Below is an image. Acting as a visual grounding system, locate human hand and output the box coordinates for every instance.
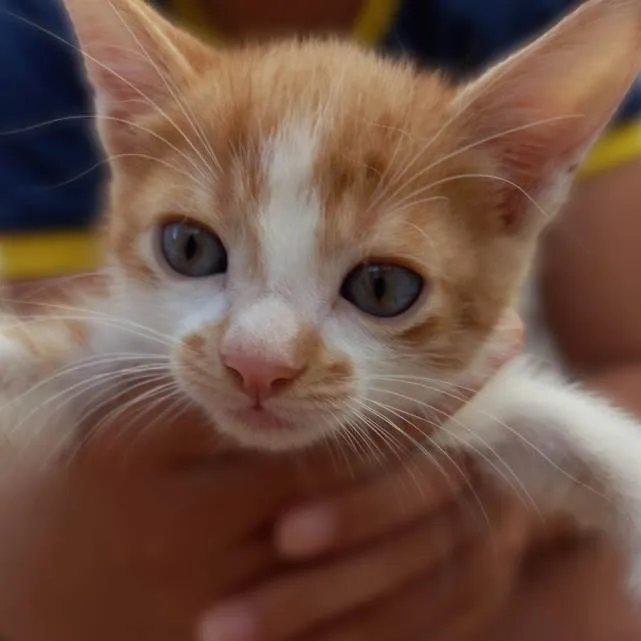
[0,386,483,641]
[198,467,531,641]
[0,402,284,641]
[487,534,641,641]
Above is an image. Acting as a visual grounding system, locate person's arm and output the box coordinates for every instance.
[541,143,641,416]
[488,537,641,641]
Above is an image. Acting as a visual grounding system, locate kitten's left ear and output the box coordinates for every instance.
[62,0,211,155]
[455,0,641,234]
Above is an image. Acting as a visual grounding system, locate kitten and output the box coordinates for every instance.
[4,0,641,591]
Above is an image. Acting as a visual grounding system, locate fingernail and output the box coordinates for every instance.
[277,504,336,558]
[197,603,257,641]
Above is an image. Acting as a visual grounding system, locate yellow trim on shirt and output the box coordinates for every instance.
[0,231,103,279]
[170,0,399,46]
[579,120,641,179]
[352,0,400,45]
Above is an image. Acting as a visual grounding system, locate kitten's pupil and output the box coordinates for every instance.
[370,269,387,300]
[185,234,198,262]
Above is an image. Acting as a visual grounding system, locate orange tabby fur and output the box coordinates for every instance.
[1,0,640,457]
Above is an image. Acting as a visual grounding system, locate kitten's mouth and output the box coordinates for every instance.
[231,407,296,432]
[193,391,340,451]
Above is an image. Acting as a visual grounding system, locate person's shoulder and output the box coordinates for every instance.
[0,0,72,28]
[0,0,78,64]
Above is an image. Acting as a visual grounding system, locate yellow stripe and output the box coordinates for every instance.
[353,0,400,45]
[579,120,641,179]
[0,231,103,279]
[170,0,398,45]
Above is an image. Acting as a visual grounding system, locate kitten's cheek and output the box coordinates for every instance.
[171,339,213,400]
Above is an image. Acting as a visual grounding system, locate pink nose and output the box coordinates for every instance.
[222,353,301,400]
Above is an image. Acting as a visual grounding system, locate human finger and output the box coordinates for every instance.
[275,450,473,559]
[304,523,523,641]
[197,481,517,641]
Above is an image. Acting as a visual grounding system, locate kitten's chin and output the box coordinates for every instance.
[209,406,335,453]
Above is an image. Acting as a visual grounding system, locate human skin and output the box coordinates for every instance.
[542,158,641,414]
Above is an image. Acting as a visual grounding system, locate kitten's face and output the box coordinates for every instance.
[65,0,641,451]
[106,46,527,451]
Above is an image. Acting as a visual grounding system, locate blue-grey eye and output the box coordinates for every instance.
[161,222,227,277]
[341,262,424,318]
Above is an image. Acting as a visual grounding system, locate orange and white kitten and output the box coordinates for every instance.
[4,0,641,588]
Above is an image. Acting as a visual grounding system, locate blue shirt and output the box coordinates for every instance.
[0,0,103,233]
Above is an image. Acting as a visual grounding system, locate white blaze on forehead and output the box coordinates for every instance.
[258,121,322,294]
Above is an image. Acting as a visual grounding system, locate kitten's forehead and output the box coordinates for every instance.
[236,111,451,300]
[208,63,457,294]
[257,120,322,296]
[113,46,471,291]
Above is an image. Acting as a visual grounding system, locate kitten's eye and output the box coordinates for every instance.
[161,222,228,277]
[341,262,424,318]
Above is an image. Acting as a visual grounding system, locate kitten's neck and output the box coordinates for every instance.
[446,310,524,411]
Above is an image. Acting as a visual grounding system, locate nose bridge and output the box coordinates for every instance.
[221,297,310,368]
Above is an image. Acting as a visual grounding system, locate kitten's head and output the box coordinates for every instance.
[64,0,641,451]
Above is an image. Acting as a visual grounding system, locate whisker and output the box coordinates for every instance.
[366,385,543,513]
[385,172,552,224]
[353,398,467,502]
[46,152,208,190]
[12,365,173,439]
[13,368,173,463]
[361,397,474,494]
[368,377,609,506]
[344,404,396,468]
[0,113,211,186]
[361,394,526,533]
[116,388,190,463]
[67,378,179,461]
[105,0,220,174]
[4,8,214,183]
[2,301,193,352]
[377,114,578,215]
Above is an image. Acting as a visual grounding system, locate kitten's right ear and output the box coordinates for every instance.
[62,0,210,155]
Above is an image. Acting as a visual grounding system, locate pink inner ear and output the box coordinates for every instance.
[88,43,161,119]
[66,0,198,126]
[482,111,599,233]
[481,125,554,233]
